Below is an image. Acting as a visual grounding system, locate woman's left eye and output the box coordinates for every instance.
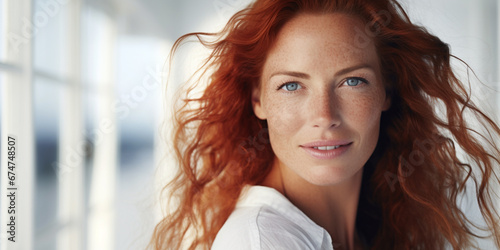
[279,82,302,91]
[344,78,367,87]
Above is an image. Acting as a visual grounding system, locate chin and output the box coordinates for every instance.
[304,165,364,186]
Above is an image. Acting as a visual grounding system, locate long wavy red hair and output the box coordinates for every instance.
[150,0,500,249]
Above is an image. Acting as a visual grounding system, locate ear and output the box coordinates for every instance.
[252,86,267,120]
[382,90,391,111]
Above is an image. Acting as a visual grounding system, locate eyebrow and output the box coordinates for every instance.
[268,64,375,80]
[269,71,310,80]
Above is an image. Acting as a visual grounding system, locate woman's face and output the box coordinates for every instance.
[252,13,390,186]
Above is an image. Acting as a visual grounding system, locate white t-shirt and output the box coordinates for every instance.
[211,185,334,250]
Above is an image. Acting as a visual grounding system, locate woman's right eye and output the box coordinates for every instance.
[279,82,302,91]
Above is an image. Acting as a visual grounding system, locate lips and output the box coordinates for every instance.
[300,140,353,160]
[300,140,352,148]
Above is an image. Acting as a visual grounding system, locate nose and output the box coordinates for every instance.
[308,88,340,128]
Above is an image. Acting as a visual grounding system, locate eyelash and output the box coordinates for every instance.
[343,77,369,87]
[276,77,369,92]
[276,82,302,92]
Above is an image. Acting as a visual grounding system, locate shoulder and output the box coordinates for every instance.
[211,186,333,250]
[211,205,326,250]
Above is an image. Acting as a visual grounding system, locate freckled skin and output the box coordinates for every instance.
[253,13,391,186]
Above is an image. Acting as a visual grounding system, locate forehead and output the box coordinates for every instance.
[263,13,380,76]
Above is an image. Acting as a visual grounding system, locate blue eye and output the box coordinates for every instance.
[280,82,301,91]
[344,78,366,86]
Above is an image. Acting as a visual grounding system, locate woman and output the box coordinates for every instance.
[150,0,500,249]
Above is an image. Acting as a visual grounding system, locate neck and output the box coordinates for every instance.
[261,159,364,250]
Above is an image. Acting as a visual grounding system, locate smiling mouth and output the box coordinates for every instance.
[303,141,353,149]
[301,142,352,159]
[313,145,341,150]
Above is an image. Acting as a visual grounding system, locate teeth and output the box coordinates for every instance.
[313,145,340,150]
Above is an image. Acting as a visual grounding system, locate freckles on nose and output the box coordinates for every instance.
[308,92,338,126]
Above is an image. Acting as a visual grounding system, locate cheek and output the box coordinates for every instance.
[263,94,305,143]
[340,89,385,126]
